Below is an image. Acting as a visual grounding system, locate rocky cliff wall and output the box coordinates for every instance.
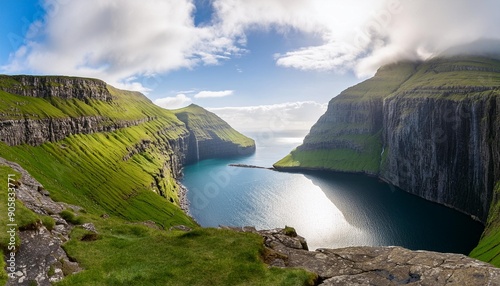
[1,75,112,102]
[0,117,151,146]
[275,57,500,224]
[184,131,256,164]
[298,98,383,152]
[381,93,500,221]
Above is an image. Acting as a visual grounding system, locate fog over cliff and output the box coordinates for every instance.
[3,0,500,89]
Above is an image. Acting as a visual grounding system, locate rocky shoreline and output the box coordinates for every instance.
[176,181,192,218]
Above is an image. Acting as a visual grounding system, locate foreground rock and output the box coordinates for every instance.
[1,157,82,286]
[224,226,500,285]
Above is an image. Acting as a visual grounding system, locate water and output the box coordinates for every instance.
[183,132,484,253]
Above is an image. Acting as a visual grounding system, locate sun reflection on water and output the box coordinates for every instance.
[248,175,373,250]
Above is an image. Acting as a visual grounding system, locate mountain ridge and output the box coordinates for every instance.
[0,75,255,227]
[274,56,500,266]
[1,72,499,285]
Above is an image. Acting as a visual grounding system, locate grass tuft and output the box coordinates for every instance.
[60,210,84,225]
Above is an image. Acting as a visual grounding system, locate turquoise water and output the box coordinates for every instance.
[183,132,484,253]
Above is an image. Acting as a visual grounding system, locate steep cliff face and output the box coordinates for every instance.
[275,57,500,265]
[379,58,500,222]
[0,75,253,226]
[173,104,256,163]
[0,117,153,146]
[382,89,499,221]
[275,62,417,174]
[0,75,112,101]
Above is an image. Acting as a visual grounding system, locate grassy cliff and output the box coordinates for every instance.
[274,62,418,174]
[274,56,500,266]
[470,182,500,266]
[173,104,255,149]
[173,104,255,162]
[0,75,310,285]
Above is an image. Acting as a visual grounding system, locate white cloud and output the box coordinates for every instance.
[2,0,234,91]
[275,42,361,73]
[211,0,500,76]
[208,101,327,132]
[194,90,234,98]
[154,94,192,109]
[3,0,500,87]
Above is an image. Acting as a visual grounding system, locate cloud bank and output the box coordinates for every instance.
[2,0,236,91]
[209,101,327,132]
[3,0,500,89]
[194,90,234,98]
[154,94,192,110]
[212,0,500,76]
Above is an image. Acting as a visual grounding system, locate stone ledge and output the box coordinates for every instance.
[223,226,500,286]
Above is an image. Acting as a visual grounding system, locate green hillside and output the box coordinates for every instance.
[274,61,418,175]
[0,75,310,285]
[173,104,255,148]
[470,182,500,266]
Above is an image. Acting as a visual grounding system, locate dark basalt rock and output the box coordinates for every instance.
[381,93,500,222]
[277,57,500,223]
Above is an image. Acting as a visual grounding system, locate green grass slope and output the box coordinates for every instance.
[275,133,383,174]
[275,57,500,173]
[0,77,193,226]
[0,167,314,285]
[173,104,255,148]
[470,182,500,267]
[0,76,169,121]
[58,225,315,285]
[0,76,313,285]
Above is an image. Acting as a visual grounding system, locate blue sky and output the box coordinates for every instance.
[1,0,499,132]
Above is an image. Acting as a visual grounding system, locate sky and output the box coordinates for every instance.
[1,0,500,133]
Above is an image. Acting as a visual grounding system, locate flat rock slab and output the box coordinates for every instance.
[229,226,500,286]
[309,247,500,285]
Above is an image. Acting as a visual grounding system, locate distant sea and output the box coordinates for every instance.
[183,131,483,253]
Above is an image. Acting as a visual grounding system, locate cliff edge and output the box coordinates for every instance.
[274,56,500,266]
[0,74,254,224]
[173,104,255,163]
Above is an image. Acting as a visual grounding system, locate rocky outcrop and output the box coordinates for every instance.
[225,226,500,286]
[1,75,112,102]
[0,117,152,146]
[275,56,500,223]
[0,157,82,286]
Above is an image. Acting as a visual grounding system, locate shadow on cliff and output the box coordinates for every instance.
[301,171,484,254]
